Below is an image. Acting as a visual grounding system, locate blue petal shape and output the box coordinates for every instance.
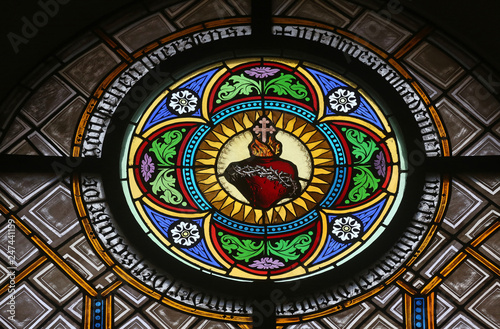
[350,98,384,130]
[305,67,347,94]
[143,205,222,268]
[179,68,218,94]
[143,68,218,131]
[312,198,387,264]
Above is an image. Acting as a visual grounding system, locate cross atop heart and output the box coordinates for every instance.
[252,117,276,143]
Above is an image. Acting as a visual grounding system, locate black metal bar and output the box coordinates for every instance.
[1,154,499,174]
[424,155,500,173]
[252,0,272,42]
[0,155,103,174]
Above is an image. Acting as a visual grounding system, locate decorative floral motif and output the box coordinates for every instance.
[148,130,185,205]
[249,257,285,269]
[169,89,199,115]
[374,151,386,177]
[217,73,308,103]
[331,216,362,242]
[328,88,358,113]
[344,128,380,203]
[141,154,155,182]
[349,166,380,203]
[245,67,280,78]
[346,129,379,165]
[170,221,200,247]
[219,231,313,263]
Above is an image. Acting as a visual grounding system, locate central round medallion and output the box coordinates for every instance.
[121,58,405,281]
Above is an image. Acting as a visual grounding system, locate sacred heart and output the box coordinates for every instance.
[223,117,300,209]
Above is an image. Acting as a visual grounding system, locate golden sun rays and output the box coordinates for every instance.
[195,111,334,224]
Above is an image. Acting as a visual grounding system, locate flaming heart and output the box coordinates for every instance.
[224,117,300,209]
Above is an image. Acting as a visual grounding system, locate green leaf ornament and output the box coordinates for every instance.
[220,235,265,262]
[218,232,313,263]
[348,165,380,203]
[345,129,379,164]
[264,73,308,99]
[267,232,313,262]
[149,130,182,166]
[217,74,262,102]
[150,168,184,205]
[216,72,308,102]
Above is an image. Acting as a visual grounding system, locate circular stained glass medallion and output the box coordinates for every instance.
[121,58,406,282]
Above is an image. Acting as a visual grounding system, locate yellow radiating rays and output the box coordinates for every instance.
[293,198,309,211]
[275,112,284,129]
[211,130,228,143]
[220,123,236,137]
[284,203,297,216]
[311,148,329,157]
[211,190,227,203]
[299,130,316,143]
[194,110,337,224]
[277,206,287,221]
[284,116,297,132]
[230,201,243,217]
[301,191,316,203]
[292,121,306,136]
[305,139,323,150]
[242,205,252,221]
[242,112,255,128]
[314,168,332,175]
[204,139,223,149]
[196,158,216,166]
[196,111,263,168]
[232,119,244,132]
[312,176,329,184]
[270,111,335,167]
[200,149,218,158]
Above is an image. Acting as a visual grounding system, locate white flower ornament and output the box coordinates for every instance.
[328,88,358,113]
[170,221,201,247]
[331,216,362,242]
[169,89,199,115]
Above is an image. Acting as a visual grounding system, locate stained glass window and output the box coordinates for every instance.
[120,58,405,282]
[0,1,499,329]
